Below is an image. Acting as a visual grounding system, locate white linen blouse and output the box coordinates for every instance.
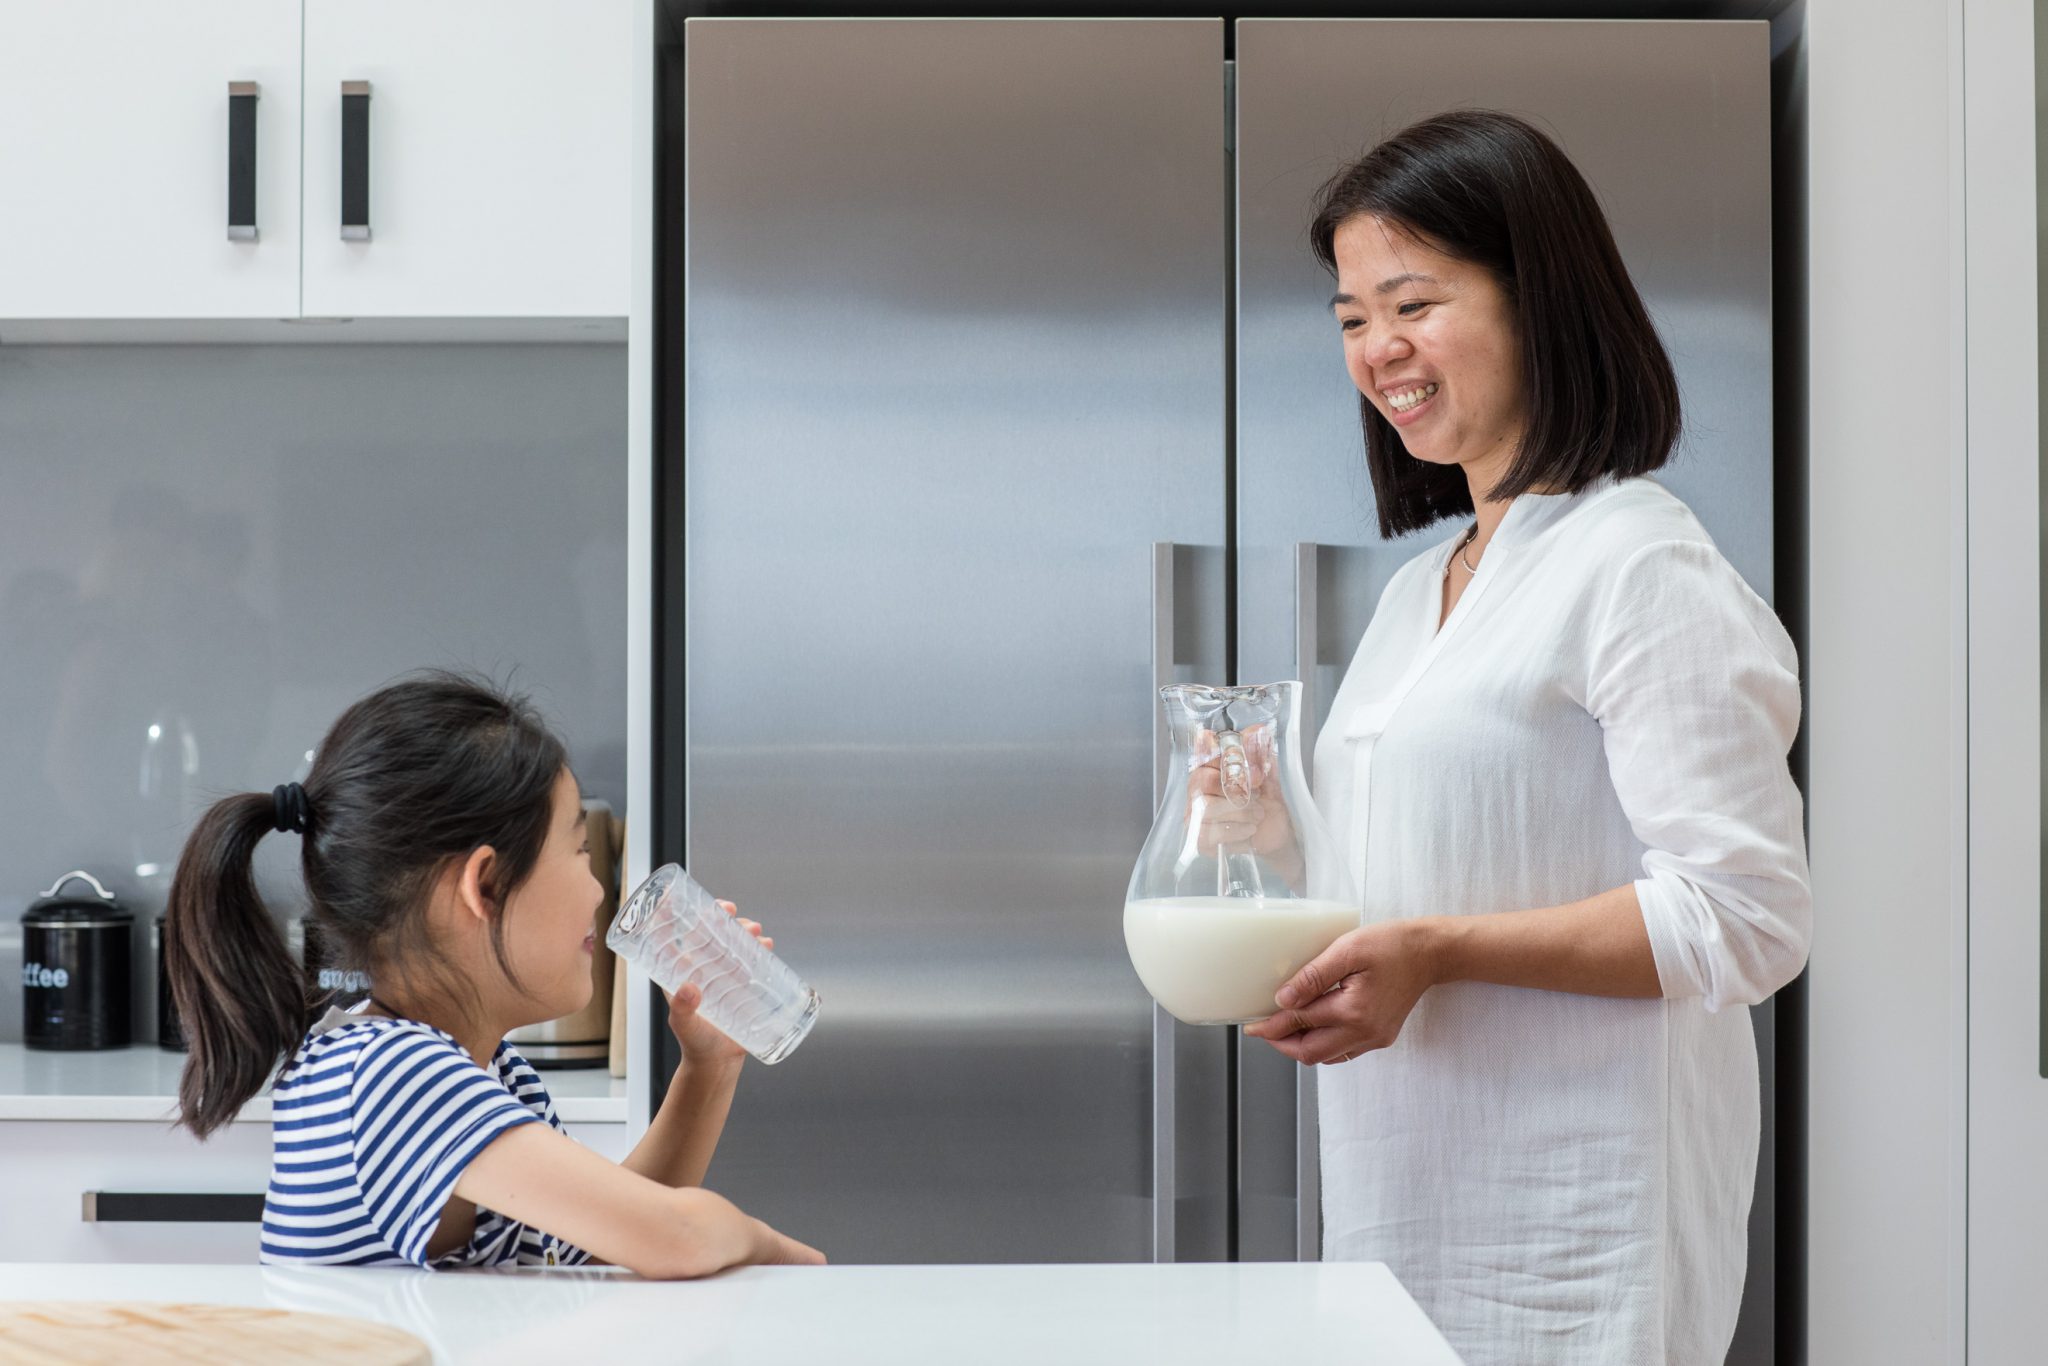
[1311,475,1809,1366]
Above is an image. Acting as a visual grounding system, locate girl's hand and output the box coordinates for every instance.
[752,1219,828,1266]
[1242,920,1442,1065]
[664,900,774,1067]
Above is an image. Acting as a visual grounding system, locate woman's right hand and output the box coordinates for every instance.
[1186,725,1298,863]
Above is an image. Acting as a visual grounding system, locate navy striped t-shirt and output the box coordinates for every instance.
[259,1006,591,1268]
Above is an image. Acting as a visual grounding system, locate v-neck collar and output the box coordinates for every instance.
[1342,477,1623,741]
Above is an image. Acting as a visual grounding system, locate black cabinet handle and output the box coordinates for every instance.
[341,79,372,241]
[227,81,259,241]
[82,1191,265,1224]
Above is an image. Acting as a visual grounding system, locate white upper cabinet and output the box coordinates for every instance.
[0,1,630,324]
[301,0,632,319]
[0,0,302,319]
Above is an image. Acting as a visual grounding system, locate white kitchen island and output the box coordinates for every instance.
[0,1260,1463,1364]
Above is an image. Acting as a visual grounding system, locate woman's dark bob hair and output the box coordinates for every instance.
[1309,109,1681,538]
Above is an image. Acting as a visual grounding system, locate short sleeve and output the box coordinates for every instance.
[1586,539,1812,1012]
[348,1027,543,1266]
[495,1045,593,1268]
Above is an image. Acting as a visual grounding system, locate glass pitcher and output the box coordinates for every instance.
[1124,681,1360,1025]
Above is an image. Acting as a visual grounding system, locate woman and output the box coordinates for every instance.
[1237,111,1810,1363]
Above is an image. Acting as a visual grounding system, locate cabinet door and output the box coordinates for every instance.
[0,1120,269,1264]
[301,0,632,319]
[0,0,300,320]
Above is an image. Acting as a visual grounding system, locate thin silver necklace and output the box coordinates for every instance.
[1445,523,1481,578]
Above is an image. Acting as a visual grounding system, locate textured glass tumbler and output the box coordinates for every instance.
[607,864,821,1064]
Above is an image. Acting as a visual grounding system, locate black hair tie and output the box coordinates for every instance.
[271,782,312,835]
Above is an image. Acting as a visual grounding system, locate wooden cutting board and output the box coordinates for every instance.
[0,1301,431,1365]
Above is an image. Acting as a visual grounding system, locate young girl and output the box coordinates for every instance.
[163,672,823,1275]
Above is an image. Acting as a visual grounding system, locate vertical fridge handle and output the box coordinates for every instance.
[341,81,372,241]
[1149,541,1177,1263]
[227,82,259,241]
[1293,542,1319,740]
[1292,539,1321,1261]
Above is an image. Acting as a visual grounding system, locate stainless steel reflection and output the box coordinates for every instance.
[682,19,1226,1263]
[1232,17,1773,1353]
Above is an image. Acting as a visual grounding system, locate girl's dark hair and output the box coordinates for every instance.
[164,671,567,1137]
[1307,109,1682,538]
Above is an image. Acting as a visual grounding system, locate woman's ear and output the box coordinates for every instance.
[454,845,501,926]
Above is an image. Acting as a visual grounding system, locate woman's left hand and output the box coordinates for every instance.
[1242,920,1441,1065]
[664,901,773,1067]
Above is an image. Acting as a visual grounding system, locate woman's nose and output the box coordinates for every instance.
[1363,326,1412,369]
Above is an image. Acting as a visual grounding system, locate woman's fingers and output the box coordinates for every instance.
[1274,929,1364,1009]
[1244,1006,1311,1041]
[1244,983,1350,1039]
[1257,1024,1367,1067]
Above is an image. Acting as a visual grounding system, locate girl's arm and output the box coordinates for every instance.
[453,1122,822,1278]
[622,1034,742,1189]
[619,903,765,1188]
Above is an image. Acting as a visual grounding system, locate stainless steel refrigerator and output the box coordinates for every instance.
[661,14,1774,1357]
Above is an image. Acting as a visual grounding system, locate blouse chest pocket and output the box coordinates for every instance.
[1342,700,1399,742]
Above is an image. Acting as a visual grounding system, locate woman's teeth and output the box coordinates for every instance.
[1387,382,1439,413]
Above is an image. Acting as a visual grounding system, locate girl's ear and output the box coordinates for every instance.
[454,845,501,925]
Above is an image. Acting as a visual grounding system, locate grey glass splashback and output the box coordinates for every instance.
[0,343,626,1042]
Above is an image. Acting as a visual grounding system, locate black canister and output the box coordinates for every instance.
[155,913,186,1051]
[22,871,133,1051]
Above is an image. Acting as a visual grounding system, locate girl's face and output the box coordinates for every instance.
[498,767,605,1024]
[1330,215,1529,486]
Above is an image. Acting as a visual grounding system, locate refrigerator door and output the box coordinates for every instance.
[677,19,1229,1262]
[1232,14,1773,1353]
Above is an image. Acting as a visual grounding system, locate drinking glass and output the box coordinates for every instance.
[607,864,820,1064]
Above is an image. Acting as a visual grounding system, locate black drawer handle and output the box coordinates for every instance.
[82,1192,265,1223]
[227,80,259,241]
[341,79,372,241]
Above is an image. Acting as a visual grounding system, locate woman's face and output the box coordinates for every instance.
[498,767,605,1023]
[1330,215,1529,483]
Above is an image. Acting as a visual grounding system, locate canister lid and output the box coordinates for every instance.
[23,870,132,925]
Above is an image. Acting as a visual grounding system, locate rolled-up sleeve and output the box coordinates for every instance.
[1586,538,1811,1011]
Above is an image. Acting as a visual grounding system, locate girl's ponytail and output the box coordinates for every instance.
[164,792,306,1138]
[164,672,567,1137]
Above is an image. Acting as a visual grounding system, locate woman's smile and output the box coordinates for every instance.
[1332,215,1527,479]
[1382,380,1441,424]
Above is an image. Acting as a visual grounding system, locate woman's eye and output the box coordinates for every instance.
[1397,301,1432,317]
[1339,318,1363,332]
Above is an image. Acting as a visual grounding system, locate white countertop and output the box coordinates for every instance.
[0,1044,628,1124]
[0,1261,1464,1364]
